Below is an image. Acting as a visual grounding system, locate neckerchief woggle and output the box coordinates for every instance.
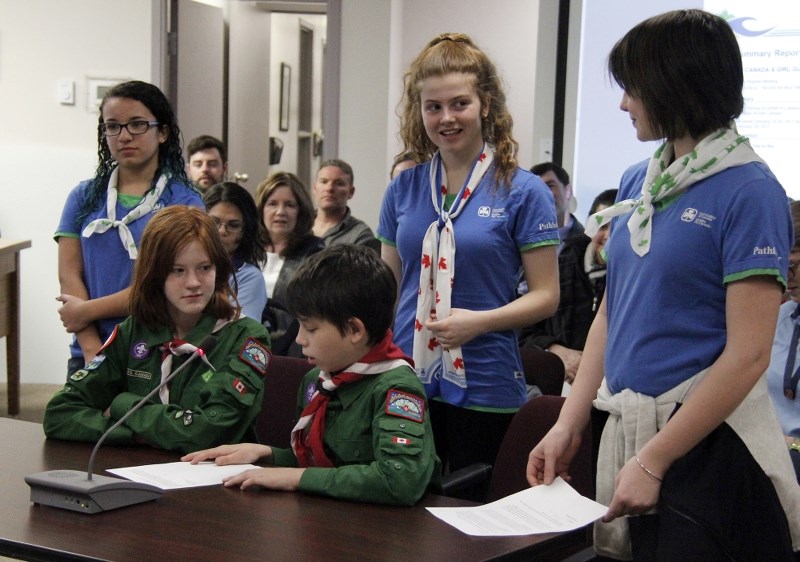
[585,125,764,257]
[412,144,494,389]
[290,330,412,467]
[81,167,168,259]
[158,318,228,403]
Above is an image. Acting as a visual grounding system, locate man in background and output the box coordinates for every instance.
[311,159,378,252]
[187,135,228,192]
[531,162,583,241]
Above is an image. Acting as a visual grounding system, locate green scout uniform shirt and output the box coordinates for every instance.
[271,365,441,506]
[44,314,270,454]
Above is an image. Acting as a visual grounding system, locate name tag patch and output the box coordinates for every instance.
[385,390,425,423]
[126,369,152,380]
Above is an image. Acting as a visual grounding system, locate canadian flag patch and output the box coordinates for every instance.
[232,378,247,395]
[393,437,411,445]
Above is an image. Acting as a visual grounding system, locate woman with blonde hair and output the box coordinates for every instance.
[378,33,560,473]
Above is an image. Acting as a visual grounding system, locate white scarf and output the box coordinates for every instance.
[585,126,764,257]
[158,318,227,403]
[81,167,168,259]
[412,144,494,388]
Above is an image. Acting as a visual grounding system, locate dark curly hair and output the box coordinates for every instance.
[79,81,193,222]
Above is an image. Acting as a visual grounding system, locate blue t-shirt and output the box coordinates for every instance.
[55,176,203,358]
[766,299,800,437]
[231,260,267,321]
[377,162,559,409]
[604,160,791,396]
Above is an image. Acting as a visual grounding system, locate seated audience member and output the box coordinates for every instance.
[187,135,228,192]
[532,162,584,242]
[766,200,800,484]
[517,162,583,300]
[44,206,271,454]
[184,245,440,506]
[311,159,378,251]
[519,189,618,384]
[203,182,268,320]
[256,172,324,356]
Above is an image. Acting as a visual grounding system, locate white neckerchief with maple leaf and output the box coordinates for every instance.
[413,144,494,388]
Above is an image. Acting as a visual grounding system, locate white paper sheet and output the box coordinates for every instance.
[107,462,259,490]
[427,477,607,536]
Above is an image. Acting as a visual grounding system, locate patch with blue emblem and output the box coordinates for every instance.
[238,337,270,375]
[385,390,425,423]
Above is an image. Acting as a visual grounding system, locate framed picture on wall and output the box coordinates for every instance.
[279,63,291,131]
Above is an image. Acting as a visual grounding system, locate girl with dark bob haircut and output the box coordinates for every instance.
[529,9,800,560]
[203,182,268,320]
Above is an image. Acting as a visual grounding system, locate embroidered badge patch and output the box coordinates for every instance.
[70,355,106,381]
[232,378,248,395]
[69,369,89,382]
[393,436,411,445]
[305,382,317,403]
[238,338,270,375]
[385,390,425,423]
[201,370,213,383]
[130,341,150,360]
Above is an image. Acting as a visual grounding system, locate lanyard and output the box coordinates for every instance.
[782,303,800,400]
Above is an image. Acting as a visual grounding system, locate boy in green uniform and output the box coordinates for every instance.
[184,244,440,505]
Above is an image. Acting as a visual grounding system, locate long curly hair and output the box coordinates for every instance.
[398,32,518,188]
[79,81,192,222]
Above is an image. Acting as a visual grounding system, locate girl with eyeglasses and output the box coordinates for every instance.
[55,80,202,379]
[203,182,268,321]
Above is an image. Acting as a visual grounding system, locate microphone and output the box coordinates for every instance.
[25,335,218,514]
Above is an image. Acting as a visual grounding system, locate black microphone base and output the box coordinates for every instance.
[25,470,164,514]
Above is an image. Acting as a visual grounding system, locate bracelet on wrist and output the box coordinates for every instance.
[789,438,800,453]
[634,455,663,482]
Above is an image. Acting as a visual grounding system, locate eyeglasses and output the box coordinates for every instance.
[99,120,160,137]
[211,217,243,233]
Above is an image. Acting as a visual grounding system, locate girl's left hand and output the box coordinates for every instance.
[425,308,483,349]
[601,456,662,522]
[56,294,90,332]
[222,467,305,491]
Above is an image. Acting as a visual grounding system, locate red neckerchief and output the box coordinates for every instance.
[290,330,412,468]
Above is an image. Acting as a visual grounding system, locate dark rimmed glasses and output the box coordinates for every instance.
[100,120,160,137]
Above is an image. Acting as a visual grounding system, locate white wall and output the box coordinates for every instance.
[0,0,154,384]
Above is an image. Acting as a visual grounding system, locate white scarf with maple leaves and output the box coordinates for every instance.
[412,144,494,388]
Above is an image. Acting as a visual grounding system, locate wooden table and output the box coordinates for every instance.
[0,239,31,416]
[0,418,589,561]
